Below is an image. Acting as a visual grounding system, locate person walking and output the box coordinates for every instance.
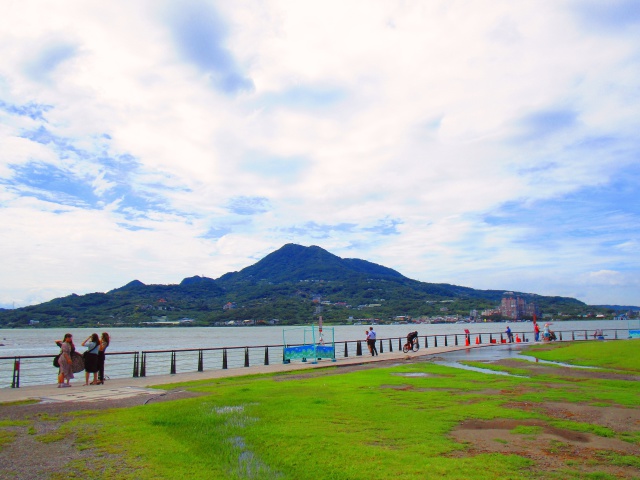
[82,333,101,385]
[56,333,75,388]
[368,326,378,356]
[97,332,110,384]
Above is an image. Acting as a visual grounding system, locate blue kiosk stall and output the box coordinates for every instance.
[282,325,336,364]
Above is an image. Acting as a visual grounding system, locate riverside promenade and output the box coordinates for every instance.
[1,343,482,404]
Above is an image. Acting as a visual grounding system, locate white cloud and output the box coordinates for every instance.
[0,0,639,307]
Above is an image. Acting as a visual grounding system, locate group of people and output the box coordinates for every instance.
[56,332,110,388]
[533,321,556,342]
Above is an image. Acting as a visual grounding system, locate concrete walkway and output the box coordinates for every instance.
[1,344,482,404]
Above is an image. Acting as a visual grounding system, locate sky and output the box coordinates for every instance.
[1,0,639,309]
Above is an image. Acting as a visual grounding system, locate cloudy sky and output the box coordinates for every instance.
[1,0,639,309]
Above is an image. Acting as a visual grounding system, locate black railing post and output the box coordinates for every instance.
[222,349,228,369]
[170,351,176,374]
[615,330,618,339]
[478,334,482,344]
[444,335,448,347]
[584,330,588,340]
[356,341,362,356]
[133,352,139,377]
[455,335,458,346]
[572,331,575,341]
[434,336,438,347]
[559,331,563,341]
[140,352,146,377]
[344,342,349,357]
[264,347,269,366]
[11,357,20,388]
[398,338,402,350]
[244,348,249,367]
[425,336,428,348]
[489,334,493,344]
[389,338,393,352]
[379,339,383,354]
[198,350,204,372]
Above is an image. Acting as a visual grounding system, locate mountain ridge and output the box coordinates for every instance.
[0,243,607,328]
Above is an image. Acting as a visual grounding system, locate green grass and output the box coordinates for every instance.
[526,340,640,371]
[46,341,640,479]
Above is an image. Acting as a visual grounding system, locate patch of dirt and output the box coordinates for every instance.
[450,418,640,477]
[505,401,640,433]
[0,389,203,479]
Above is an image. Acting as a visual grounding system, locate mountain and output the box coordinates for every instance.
[218,244,405,285]
[0,244,593,328]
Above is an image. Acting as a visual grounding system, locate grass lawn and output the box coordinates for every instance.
[5,340,640,479]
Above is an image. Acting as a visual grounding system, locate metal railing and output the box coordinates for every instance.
[0,328,629,388]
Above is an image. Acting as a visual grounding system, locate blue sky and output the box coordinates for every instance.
[1,0,639,308]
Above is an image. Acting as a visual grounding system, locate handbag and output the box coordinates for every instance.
[53,353,61,368]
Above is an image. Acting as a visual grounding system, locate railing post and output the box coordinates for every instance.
[559,331,563,341]
[222,349,228,369]
[356,341,362,356]
[264,347,269,366]
[398,338,402,350]
[455,335,458,346]
[424,336,428,348]
[584,330,588,340]
[444,335,448,347]
[434,336,438,347]
[198,350,204,372]
[140,352,146,377]
[522,333,526,342]
[500,333,504,343]
[379,339,384,354]
[344,342,349,357]
[170,351,176,374]
[244,348,249,367]
[133,352,139,377]
[615,330,618,339]
[478,334,482,344]
[489,334,493,343]
[572,331,575,341]
[11,357,20,388]
[389,338,393,352]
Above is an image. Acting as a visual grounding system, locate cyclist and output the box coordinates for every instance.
[404,331,418,351]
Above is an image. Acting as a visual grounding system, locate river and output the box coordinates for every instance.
[0,319,631,358]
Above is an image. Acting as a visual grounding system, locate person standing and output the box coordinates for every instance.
[365,329,372,354]
[533,322,540,342]
[82,333,101,385]
[56,333,74,388]
[368,326,378,356]
[97,332,110,384]
[505,325,514,343]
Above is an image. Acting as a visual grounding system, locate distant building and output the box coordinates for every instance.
[500,292,539,320]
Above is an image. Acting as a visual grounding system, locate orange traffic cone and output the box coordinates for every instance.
[515,334,521,343]
[475,336,480,345]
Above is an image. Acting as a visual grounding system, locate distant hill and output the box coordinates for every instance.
[0,243,594,328]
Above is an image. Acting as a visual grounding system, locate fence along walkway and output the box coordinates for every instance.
[0,328,629,389]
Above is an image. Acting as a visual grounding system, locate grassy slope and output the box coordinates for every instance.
[42,340,640,479]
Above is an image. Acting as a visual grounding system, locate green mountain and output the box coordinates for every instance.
[0,243,591,328]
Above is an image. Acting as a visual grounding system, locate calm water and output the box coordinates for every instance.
[0,320,630,358]
[0,320,632,388]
